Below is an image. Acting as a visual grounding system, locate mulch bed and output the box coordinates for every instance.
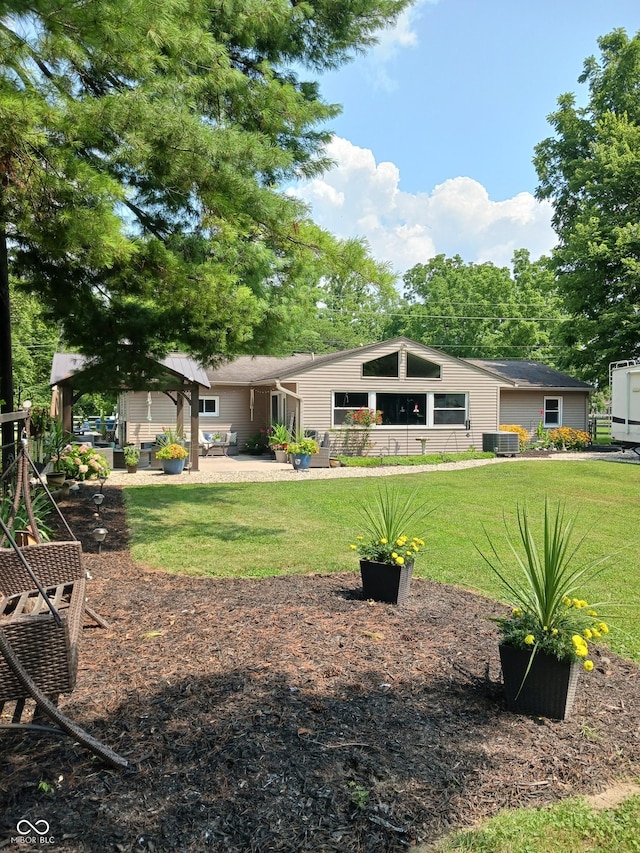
[1,484,640,852]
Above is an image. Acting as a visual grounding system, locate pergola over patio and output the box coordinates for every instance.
[50,352,210,472]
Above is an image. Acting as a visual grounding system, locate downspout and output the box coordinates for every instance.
[275,380,304,434]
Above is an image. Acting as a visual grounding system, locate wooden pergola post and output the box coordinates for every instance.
[190,383,200,472]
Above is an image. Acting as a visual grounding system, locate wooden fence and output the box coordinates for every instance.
[588,413,612,443]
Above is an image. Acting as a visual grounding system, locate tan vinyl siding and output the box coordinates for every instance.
[499,391,589,437]
[123,392,176,444]
[288,342,505,454]
[123,387,260,449]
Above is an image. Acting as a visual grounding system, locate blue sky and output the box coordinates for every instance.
[289,0,640,274]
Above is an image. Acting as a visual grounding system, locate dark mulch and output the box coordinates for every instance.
[1,485,640,852]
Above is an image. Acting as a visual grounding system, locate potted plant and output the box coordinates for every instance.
[477,499,613,719]
[155,441,189,474]
[43,420,73,487]
[27,406,53,470]
[123,445,141,473]
[287,436,319,471]
[349,486,434,604]
[269,423,292,462]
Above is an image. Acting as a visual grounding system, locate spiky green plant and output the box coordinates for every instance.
[477,498,614,668]
[350,485,436,565]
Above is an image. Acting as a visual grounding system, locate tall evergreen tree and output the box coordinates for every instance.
[0,0,410,441]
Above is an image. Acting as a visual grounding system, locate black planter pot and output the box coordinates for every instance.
[499,643,581,720]
[359,559,413,605]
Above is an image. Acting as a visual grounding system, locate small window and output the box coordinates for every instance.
[198,396,219,417]
[433,393,467,426]
[333,392,370,425]
[406,352,441,379]
[543,397,562,427]
[363,351,399,378]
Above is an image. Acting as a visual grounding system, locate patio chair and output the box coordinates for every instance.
[199,429,230,456]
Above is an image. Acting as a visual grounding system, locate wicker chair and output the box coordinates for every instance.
[0,539,128,768]
[0,541,85,702]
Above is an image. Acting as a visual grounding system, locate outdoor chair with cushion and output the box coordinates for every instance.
[199,430,238,456]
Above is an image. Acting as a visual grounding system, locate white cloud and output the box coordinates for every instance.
[365,0,433,90]
[289,137,556,274]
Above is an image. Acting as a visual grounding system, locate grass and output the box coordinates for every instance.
[123,460,640,661]
[338,450,495,467]
[121,459,640,852]
[424,793,640,852]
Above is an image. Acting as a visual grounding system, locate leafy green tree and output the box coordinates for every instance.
[0,0,411,445]
[281,236,401,353]
[392,251,563,360]
[9,282,59,408]
[534,28,640,384]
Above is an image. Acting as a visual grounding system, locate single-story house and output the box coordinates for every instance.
[108,337,591,456]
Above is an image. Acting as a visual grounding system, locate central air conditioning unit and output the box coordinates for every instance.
[482,431,520,456]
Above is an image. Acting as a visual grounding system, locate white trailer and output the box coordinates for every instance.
[610,359,640,449]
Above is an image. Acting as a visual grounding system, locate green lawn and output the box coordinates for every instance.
[121,459,640,852]
[425,793,640,853]
[123,460,640,660]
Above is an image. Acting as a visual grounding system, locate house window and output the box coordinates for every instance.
[333,392,370,425]
[271,392,286,424]
[433,393,467,426]
[377,393,427,426]
[198,396,219,417]
[334,391,469,429]
[406,352,441,379]
[543,397,562,427]
[362,351,399,378]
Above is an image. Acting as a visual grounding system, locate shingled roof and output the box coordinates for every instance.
[468,359,592,389]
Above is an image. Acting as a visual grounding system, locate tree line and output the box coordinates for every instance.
[3,7,640,426]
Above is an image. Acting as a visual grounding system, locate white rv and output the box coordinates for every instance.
[610,360,640,449]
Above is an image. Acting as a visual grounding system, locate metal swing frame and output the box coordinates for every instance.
[0,439,128,769]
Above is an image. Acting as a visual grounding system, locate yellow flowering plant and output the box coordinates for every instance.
[478,499,613,672]
[350,485,435,566]
[155,442,189,460]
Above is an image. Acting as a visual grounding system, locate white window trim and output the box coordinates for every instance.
[331,391,375,427]
[270,391,286,424]
[199,395,220,417]
[429,393,469,429]
[332,391,468,428]
[543,396,563,428]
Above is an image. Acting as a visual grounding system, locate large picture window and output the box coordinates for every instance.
[377,394,427,426]
[333,391,468,428]
[198,396,219,417]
